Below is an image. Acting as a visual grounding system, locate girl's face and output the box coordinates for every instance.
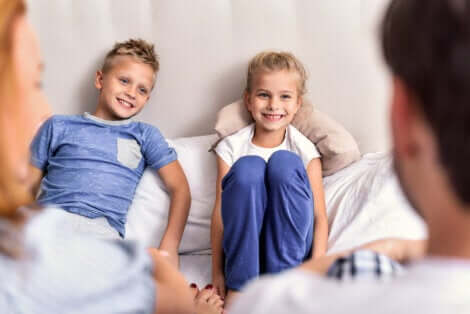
[244,70,302,133]
[7,15,51,188]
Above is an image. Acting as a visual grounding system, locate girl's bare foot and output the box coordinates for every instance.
[190,283,224,314]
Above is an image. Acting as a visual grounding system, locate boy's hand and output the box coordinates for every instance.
[212,271,226,298]
[158,245,179,269]
[159,235,180,269]
[165,248,179,269]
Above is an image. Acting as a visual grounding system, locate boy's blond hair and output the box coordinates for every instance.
[101,38,159,74]
[245,51,308,96]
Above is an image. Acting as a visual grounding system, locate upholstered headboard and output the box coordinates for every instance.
[28,0,390,153]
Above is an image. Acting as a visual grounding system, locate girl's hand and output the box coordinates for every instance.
[212,271,226,298]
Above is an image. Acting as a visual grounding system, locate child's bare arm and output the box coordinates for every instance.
[148,248,193,314]
[156,160,191,268]
[307,158,329,258]
[211,156,230,297]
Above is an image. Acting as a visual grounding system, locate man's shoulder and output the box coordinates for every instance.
[232,263,470,314]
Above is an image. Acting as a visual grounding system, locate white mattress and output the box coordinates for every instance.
[126,135,427,285]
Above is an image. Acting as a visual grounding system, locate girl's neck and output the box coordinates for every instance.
[251,125,287,148]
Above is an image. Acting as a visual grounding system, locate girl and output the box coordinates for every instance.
[211,51,329,305]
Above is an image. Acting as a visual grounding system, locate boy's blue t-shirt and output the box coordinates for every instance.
[30,113,177,237]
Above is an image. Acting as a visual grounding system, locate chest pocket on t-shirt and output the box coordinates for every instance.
[117,138,142,169]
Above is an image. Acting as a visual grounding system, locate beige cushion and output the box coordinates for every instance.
[213,99,361,176]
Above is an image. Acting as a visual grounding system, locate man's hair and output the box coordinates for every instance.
[101,38,159,74]
[245,51,308,96]
[382,0,470,204]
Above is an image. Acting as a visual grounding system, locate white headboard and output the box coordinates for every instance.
[28,0,391,153]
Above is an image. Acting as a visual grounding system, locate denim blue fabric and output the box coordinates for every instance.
[30,114,177,237]
[221,150,314,290]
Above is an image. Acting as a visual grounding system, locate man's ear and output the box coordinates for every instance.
[391,76,419,158]
[94,71,104,91]
[244,91,252,112]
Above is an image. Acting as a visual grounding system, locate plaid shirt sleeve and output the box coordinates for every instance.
[326,250,404,281]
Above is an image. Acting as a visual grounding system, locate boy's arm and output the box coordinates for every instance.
[211,156,230,297]
[307,158,329,259]
[148,248,194,314]
[156,160,191,269]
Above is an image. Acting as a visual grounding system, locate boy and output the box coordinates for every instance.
[31,39,190,267]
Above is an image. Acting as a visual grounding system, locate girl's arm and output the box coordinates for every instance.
[211,156,230,297]
[157,160,191,269]
[307,158,329,259]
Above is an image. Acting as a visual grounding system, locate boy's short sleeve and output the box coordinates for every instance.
[30,117,56,171]
[141,124,177,170]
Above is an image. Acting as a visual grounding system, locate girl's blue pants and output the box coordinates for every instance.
[221,150,314,291]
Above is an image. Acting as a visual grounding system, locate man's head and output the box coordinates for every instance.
[382,0,470,224]
[94,39,159,120]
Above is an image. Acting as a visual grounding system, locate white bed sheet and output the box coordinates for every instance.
[126,135,427,284]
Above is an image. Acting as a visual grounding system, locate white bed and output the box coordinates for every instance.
[27,0,423,287]
[125,135,427,286]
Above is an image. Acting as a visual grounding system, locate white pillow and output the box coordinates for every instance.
[125,134,218,253]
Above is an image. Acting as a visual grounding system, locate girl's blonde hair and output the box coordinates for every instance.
[245,51,308,96]
[0,0,33,258]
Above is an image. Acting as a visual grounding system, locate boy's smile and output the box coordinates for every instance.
[245,70,301,133]
[94,55,155,120]
[116,97,135,108]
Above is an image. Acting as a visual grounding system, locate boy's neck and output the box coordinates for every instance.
[93,106,114,121]
[251,125,287,148]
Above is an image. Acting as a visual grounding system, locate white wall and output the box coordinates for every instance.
[28,0,390,153]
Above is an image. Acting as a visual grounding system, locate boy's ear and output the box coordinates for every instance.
[94,71,104,91]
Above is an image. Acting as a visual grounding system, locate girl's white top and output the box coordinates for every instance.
[214,123,320,168]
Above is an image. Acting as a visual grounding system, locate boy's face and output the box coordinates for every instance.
[94,55,155,120]
[244,70,302,133]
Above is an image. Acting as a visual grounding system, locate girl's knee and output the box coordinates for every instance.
[266,150,304,183]
[225,155,266,188]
